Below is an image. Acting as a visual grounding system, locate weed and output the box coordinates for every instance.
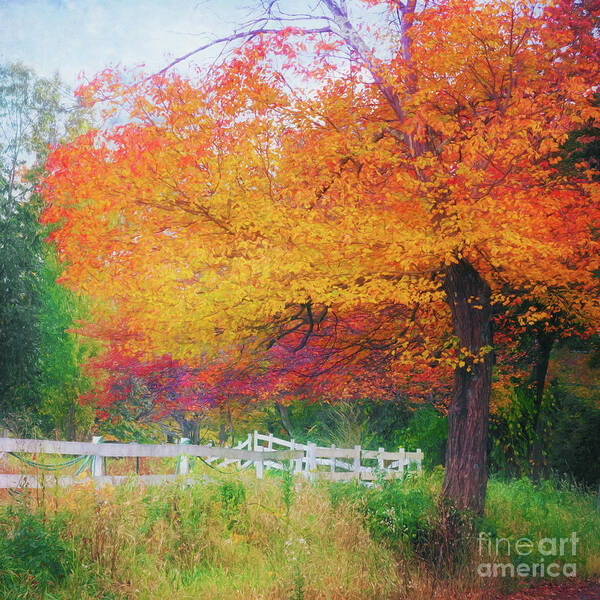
[412,496,475,573]
[281,461,295,521]
[218,479,247,530]
[0,506,73,598]
[0,471,597,599]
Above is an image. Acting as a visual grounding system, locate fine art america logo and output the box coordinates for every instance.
[477,531,578,578]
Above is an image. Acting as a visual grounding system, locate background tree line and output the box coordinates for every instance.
[0,63,94,438]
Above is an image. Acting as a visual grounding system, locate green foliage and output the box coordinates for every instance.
[329,470,600,580]
[545,385,600,486]
[258,398,331,442]
[393,405,447,468]
[0,472,597,598]
[36,251,95,439]
[258,396,421,451]
[0,506,73,597]
[0,63,88,177]
[0,239,95,438]
[0,62,92,437]
[328,473,475,573]
[328,475,437,554]
[485,475,600,577]
[489,379,600,486]
[360,398,414,447]
[280,462,295,520]
[489,386,539,478]
[0,187,44,420]
[218,479,247,525]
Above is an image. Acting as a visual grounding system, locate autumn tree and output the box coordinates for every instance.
[82,302,441,444]
[491,85,600,478]
[43,0,600,512]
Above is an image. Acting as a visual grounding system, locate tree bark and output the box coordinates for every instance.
[275,401,293,437]
[226,397,234,447]
[530,330,554,480]
[442,259,493,515]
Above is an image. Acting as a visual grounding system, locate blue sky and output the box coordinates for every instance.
[0,0,253,90]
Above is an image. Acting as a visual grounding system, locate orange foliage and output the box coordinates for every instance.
[41,0,600,408]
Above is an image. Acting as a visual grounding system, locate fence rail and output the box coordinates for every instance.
[0,431,423,489]
[0,437,299,461]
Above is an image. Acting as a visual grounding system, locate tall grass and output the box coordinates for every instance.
[485,476,600,577]
[0,469,598,599]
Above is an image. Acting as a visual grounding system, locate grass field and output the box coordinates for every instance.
[0,467,598,599]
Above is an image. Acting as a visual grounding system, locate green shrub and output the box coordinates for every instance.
[219,479,246,511]
[393,405,448,468]
[488,381,600,486]
[329,477,436,553]
[489,386,538,478]
[545,390,600,486]
[218,479,247,530]
[257,396,414,449]
[0,506,73,597]
[412,496,476,572]
[329,474,477,575]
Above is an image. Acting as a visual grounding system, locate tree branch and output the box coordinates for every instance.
[151,26,333,80]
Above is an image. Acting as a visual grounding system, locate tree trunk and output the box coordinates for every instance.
[275,401,293,437]
[442,259,493,515]
[530,330,554,480]
[226,397,234,446]
[190,419,201,445]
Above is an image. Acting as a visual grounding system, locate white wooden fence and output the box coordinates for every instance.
[248,431,423,481]
[0,432,422,489]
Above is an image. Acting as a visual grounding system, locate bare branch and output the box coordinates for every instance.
[321,0,406,123]
[151,26,333,80]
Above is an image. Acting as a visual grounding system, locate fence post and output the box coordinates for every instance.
[256,447,264,479]
[290,439,301,473]
[306,442,317,481]
[331,444,336,473]
[254,431,264,479]
[0,428,8,464]
[353,445,361,480]
[398,447,405,474]
[242,433,252,468]
[378,447,384,471]
[416,448,423,472]
[268,433,274,451]
[176,438,190,475]
[92,436,103,477]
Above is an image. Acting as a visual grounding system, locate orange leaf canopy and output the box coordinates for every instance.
[42,0,600,398]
